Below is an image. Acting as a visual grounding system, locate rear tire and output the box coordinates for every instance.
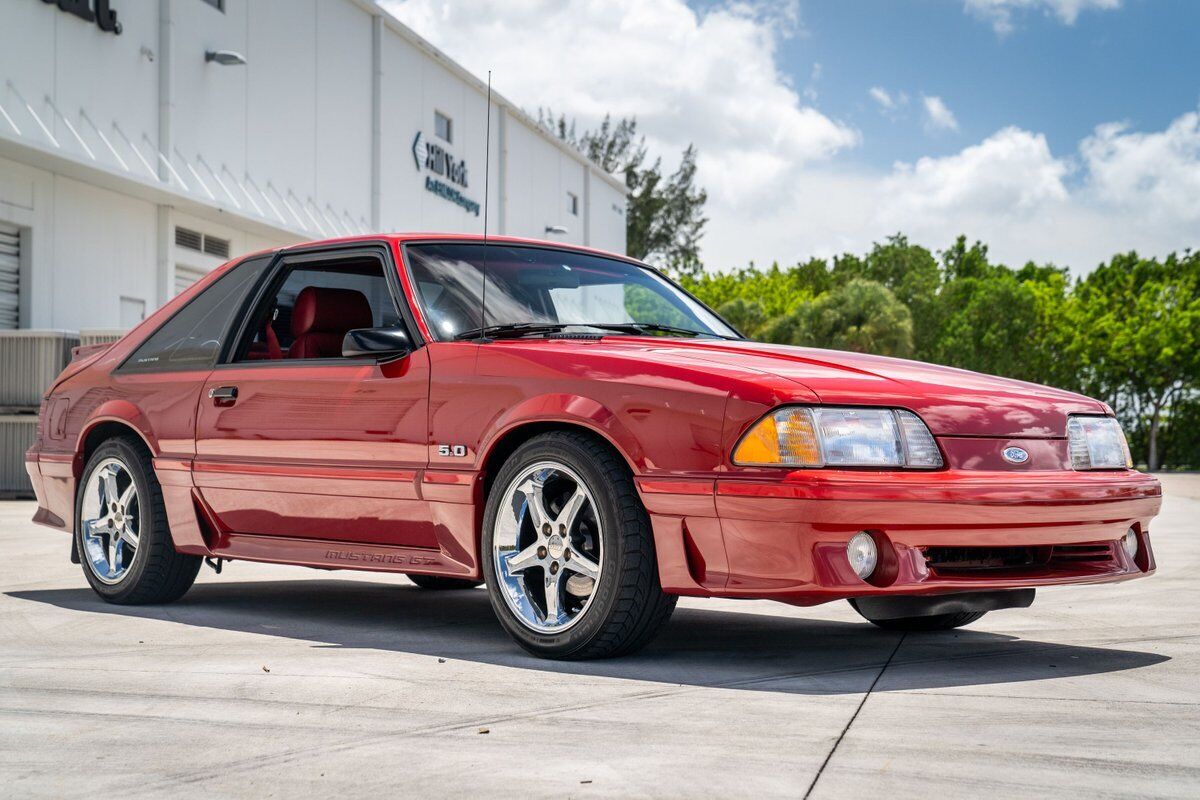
[75,436,201,605]
[849,600,986,632]
[481,431,676,660]
[406,574,482,590]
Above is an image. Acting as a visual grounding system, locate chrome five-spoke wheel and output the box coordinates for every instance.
[80,457,140,584]
[482,431,676,659]
[493,461,603,633]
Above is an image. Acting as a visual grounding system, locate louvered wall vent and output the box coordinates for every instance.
[175,226,203,251]
[203,236,230,259]
[175,227,231,259]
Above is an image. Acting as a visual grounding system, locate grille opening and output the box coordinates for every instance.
[1049,543,1116,562]
[924,542,1116,576]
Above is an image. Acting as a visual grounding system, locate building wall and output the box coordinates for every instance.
[0,0,627,331]
[378,24,503,237]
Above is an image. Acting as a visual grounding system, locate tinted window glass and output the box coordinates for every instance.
[121,255,273,373]
[235,257,401,361]
[405,243,737,340]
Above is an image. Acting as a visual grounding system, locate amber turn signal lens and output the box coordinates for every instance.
[732,407,822,466]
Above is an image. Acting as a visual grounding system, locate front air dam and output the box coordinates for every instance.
[849,588,1036,620]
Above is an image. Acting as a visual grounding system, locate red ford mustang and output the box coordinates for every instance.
[25,234,1161,659]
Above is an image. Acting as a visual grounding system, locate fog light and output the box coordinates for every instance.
[1122,528,1138,560]
[847,532,878,580]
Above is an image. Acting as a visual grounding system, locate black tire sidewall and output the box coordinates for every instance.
[75,438,158,601]
[481,435,635,658]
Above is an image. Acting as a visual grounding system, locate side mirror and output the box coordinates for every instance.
[342,327,413,360]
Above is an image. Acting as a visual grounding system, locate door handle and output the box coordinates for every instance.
[208,386,238,405]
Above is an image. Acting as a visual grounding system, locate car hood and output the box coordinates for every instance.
[634,339,1106,438]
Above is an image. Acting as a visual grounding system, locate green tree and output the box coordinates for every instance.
[833,235,941,358]
[930,269,1072,386]
[540,112,708,276]
[715,298,767,338]
[1070,251,1200,470]
[762,279,914,357]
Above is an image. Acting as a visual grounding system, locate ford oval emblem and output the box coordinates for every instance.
[1002,446,1030,464]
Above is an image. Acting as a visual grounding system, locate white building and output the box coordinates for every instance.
[0,0,628,333]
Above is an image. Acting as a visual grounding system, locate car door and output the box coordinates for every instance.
[192,245,435,548]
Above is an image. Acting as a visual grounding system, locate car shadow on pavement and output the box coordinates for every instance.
[8,578,1168,695]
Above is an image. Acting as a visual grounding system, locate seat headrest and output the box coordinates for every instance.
[291,287,373,336]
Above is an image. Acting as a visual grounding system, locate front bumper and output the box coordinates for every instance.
[638,469,1161,605]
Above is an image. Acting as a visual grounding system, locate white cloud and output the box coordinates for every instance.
[869,86,897,111]
[381,0,858,213]
[965,0,1122,35]
[718,113,1199,274]
[921,95,960,132]
[882,127,1067,220]
[803,62,822,103]
[380,1,1197,275]
[1081,112,1200,223]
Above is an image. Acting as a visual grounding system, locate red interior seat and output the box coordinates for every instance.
[288,286,373,359]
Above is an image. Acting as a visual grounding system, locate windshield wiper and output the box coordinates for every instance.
[454,321,739,341]
[454,323,570,340]
[591,322,738,340]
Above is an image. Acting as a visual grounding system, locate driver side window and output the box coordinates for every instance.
[236,256,403,362]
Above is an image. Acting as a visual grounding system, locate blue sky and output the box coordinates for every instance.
[386,0,1199,273]
[784,0,1200,172]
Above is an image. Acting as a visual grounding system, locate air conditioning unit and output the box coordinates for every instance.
[0,330,80,409]
[0,414,37,498]
[79,329,128,347]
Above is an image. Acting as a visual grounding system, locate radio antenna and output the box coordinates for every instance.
[478,70,493,342]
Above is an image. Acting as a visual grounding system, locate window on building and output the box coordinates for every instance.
[435,111,453,143]
[567,192,579,216]
[119,255,273,373]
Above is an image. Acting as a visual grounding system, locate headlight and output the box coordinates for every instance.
[732,407,943,468]
[1067,415,1132,469]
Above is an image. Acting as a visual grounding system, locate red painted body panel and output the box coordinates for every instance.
[193,352,433,547]
[25,233,1161,605]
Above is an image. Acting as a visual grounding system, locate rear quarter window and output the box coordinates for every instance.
[119,255,273,374]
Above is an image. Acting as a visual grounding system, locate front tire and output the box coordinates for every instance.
[75,437,201,604]
[481,431,676,660]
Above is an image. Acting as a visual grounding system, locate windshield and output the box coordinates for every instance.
[405,243,739,341]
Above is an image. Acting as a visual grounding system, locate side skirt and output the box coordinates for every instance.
[202,532,479,579]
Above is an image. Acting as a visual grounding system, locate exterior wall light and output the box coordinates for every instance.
[205,50,247,66]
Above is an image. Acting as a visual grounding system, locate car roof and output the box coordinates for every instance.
[276,233,644,267]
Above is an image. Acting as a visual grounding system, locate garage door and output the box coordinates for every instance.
[175,264,207,296]
[0,223,19,329]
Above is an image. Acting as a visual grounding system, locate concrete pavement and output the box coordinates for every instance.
[1,476,1197,798]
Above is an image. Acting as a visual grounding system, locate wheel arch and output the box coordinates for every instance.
[475,391,647,492]
[75,402,158,479]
